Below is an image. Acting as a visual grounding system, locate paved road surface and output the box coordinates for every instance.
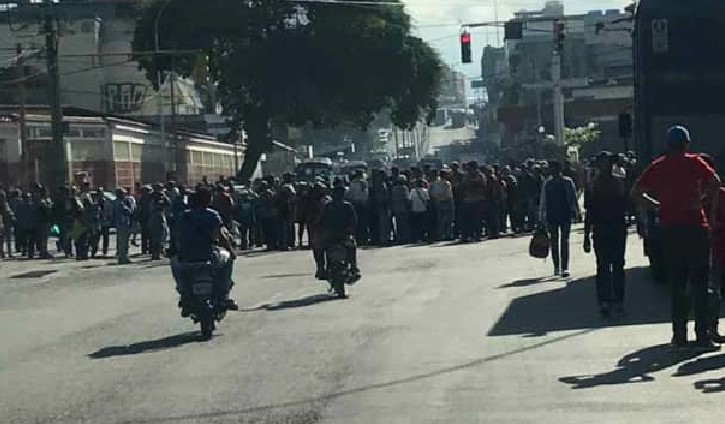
[2,230,724,423]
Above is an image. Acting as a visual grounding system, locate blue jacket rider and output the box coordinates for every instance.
[171,186,237,315]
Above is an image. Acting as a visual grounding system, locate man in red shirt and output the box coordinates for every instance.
[633,126,721,350]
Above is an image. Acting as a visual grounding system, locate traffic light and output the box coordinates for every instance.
[460,31,472,63]
[554,20,566,50]
[504,21,523,40]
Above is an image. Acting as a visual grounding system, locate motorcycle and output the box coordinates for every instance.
[184,262,228,340]
[325,240,358,299]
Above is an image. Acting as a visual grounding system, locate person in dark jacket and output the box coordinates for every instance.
[540,161,580,278]
[0,189,14,259]
[583,152,629,317]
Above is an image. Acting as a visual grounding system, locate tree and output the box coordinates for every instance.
[564,125,600,151]
[133,0,443,182]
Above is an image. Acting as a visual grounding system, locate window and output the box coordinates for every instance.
[130,144,142,162]
[82,127,106,139]
[113,141,129,161]
[191,150,202,165]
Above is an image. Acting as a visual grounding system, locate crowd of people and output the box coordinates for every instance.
[5,129,725,352]
[0,154,642,265]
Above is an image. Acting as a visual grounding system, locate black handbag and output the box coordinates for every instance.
[529,227,550,259]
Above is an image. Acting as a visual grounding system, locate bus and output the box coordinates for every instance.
[336,161,369,179]
[295,157,334,183]
[634,0,725,167]
[634,0,725,279]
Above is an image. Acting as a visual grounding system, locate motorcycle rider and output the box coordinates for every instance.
[321,185,361,280]
[172,186,237,316]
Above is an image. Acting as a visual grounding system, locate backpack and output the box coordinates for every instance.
[529,227,550,259]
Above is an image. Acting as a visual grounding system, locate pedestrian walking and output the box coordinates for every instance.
[583,152,629,317]
[633,126,721,350]
[540,160,579,277]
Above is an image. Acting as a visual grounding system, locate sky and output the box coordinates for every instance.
[402,0,628,81]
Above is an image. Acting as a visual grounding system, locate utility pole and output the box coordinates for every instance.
[170,56,180,179]
[552,50,565,148]
[44,2,66,187]
[16,43,29,188]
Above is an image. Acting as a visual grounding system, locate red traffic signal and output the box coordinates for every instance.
[460,31,472,63]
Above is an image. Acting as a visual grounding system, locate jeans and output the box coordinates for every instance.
[410,211,428,242]
[116,227,130,263]
[34,226,49,258]
[593,222,627,305]
[353,203,369,245]
[238,221,254,250]
[392,211,410,244]
[547,220,572,272]
[525,198,539,231]
[663,226,710,342]
[486,202,501,238]
[140,221,150,254]
[262,217,278,250]
[92,226,110,256]
[436,201,454,241]
[460,202,482,240]
[75,231,90,260]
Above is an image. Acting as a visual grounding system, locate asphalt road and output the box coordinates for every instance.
[2,230,725,423]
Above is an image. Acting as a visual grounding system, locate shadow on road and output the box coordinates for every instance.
[487,266,669,337]
[559,344,705,389]
[675,352,725,377]
[10,269,58,279]
[242,294,340,312]
[87,332,203,359]
[694,377,725,393]
[498,277,547,289]
[116,329,593,424]
[261,273,311,279]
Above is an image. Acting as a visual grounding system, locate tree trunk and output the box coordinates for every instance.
[237,110,271,184]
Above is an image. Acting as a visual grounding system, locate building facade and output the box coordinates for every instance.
[0,111,244,189]
[482,1,634,160]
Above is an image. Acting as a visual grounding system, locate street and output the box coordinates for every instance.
[2,229,724,424]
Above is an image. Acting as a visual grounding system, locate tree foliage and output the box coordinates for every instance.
[133,0,443,182]
[565,125,601,150]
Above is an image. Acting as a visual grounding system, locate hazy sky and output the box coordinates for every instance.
[403,0,628,79]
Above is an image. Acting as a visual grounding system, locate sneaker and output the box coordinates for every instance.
[693,339,721,352]
[225,299,239,311]
[554,269,561,277]
[562,270,571,278]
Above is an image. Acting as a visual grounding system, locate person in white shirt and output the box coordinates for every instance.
[347,170,370,245]
[409,179,430,242]
[429,170,454,240]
